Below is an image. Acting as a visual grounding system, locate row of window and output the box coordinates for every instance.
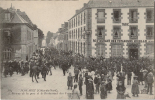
[97,25,154,39]
[69,11,86,29]
[97,8,154,23]
[69,26,86,39]
[69,41,85,54]
[97,44,154,57]
[3,45,34,60]
[63,34,68,40]
[3,49,12,60]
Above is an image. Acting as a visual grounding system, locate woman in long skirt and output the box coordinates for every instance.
[100,81,107,99]
[131,76,139,97]
[106,76,112,93]
[67,72,73,90]
[116,80,126,99]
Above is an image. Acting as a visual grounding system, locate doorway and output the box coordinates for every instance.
[129,49,138,60]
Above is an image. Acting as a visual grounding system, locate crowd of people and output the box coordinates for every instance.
[67,54,154,99]
[2,47,154,99]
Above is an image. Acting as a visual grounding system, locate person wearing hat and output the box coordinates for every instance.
[78,74,83,95]
[87,78,94,99]
[20,60,25,76]
[94,74,98,94]
[116,80,126,99]
[146,71,154,95]
[106,75,112,93]
[29,59,35,77]
[143,68,148,88]
[67,72,73,90]
[100,81,107,99]
[74,67,79,83]
[127,69,132,85]
[131,75,139,97]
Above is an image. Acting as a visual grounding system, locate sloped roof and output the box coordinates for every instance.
[0,10,28,24]
[11,12,28,23]
[17,10,33,26]
[88,0,154,8]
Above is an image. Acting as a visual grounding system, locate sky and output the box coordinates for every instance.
[0,0,89,36]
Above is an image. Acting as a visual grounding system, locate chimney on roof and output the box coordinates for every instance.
[84,3,87,7]
[11,3,12,9]
[76,10,79,14]
[17,9,20,12]
[61,24,64,28]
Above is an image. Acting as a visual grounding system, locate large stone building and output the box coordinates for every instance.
[68,0,154,59]
[0,7,39,61]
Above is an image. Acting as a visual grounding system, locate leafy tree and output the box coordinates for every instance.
[46,31,53,45]
[38,28,44,47]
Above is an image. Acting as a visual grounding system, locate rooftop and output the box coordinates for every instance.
[88,0,154,8]
[69,0,154,20]
[0,7,35,28]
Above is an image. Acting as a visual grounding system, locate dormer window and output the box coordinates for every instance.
[5,13,10,21]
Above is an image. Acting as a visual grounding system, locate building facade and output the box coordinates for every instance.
[68,0,154,59]
[0,7,39,61]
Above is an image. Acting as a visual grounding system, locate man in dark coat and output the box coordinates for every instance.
[78,74,83,95]
[74,67,79,82]
[29,60,35,77]
[127,69,132,85]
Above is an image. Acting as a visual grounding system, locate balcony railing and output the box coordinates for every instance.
[113,35,120,39]
[130,35,138,39]
[146,18,154,23]
[113,17,121,23]
[146,35,154,39]
[129,18,138,23]
[97,17,105,23]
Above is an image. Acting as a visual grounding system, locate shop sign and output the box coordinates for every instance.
[122,23,129,26]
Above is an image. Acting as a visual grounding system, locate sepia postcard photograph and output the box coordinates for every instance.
[0,0,154,99]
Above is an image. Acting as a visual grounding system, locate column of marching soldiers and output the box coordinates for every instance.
[2,47,154,99]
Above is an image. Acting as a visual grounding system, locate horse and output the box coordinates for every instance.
[41,65,49,81]
[31,64,49,83]
[31,66,40,83]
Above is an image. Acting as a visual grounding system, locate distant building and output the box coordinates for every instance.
[68,0,154,59]
[55,22,69,51]
[42,36,47,47]
[0,7,39,61]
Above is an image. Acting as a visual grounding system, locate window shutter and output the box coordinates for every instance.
[133,28,137,36]
[133,11,137,21]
